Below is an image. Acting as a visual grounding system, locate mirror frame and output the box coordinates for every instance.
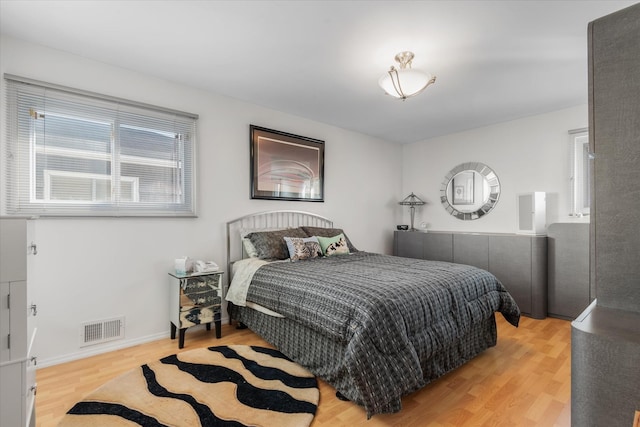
[440,162,501,220]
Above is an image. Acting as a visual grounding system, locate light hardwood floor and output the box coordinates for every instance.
[36,315,571,427]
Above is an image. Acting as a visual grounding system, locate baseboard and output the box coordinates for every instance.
[36,331,169,369]
[37,314,231,368]
[547,313,576,321]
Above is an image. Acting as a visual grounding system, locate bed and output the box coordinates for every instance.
[225,210,520,418]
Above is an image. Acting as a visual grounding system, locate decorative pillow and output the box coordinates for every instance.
[239,226,292,258]
[245,227,307,260]
[242,238,259,258]
[301,226,358,252]
[317,234,350,257]
[284,236,322,261]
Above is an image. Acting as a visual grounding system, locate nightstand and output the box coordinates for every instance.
[168,270,224,349]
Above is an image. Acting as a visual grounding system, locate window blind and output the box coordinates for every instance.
[3,74,197,217]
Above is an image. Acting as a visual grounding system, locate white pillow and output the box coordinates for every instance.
[242,238,259,258]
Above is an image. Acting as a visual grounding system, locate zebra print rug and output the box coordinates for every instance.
[58,345,319,427]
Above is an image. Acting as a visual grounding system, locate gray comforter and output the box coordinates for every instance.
[243,252,521,417]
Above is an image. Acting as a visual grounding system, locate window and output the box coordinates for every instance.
[44,171,139,202]
[3,75,197,217]
[569,128,591,216]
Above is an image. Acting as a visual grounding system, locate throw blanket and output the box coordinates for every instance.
[239,252,520,416]
[227,258,269,306]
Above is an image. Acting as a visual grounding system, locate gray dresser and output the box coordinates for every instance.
[394,230,547,319]
[546,223,591,320]
[571,4,640,426]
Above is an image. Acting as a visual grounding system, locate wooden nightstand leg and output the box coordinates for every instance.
[170,322,176,340]
[215,320,221,338]
[178,329,186,349]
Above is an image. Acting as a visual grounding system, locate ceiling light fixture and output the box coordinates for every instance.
[379,51,436,100]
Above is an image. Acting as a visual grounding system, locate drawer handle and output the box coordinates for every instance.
[30,356,37,366]
[29,242,38,255]
[30,304,37,316]
[30,384,37,396]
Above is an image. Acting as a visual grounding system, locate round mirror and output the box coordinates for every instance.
[440,162,500,220]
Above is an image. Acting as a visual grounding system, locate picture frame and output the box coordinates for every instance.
[452,171,474,205]
[250,125,324,202]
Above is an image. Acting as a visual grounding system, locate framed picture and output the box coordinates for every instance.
[250,125,324,201]
[452,171,474,205]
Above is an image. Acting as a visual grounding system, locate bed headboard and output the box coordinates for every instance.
[225,210,333,282]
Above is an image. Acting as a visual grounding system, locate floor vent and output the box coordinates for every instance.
[80,317,125,347]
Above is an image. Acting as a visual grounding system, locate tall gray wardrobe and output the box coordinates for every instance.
[571,3,640,426]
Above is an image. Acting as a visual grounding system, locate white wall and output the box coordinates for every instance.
[401,106,590,233]
[0,35,403,366]
[1,34,591,367]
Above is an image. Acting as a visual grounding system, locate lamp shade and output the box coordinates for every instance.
[398,192,426,206]
[379,68,435,99]
[379,51,436,100]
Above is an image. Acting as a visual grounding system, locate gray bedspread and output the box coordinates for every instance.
[243,252,521,417]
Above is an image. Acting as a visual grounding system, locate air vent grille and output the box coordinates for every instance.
[80,317,125,347]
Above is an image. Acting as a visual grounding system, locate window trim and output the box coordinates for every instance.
[569,128,591,217]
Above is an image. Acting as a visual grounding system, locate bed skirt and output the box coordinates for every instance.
[231,304,498,417]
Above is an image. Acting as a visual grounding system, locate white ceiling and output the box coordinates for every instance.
[0,1,636,144]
